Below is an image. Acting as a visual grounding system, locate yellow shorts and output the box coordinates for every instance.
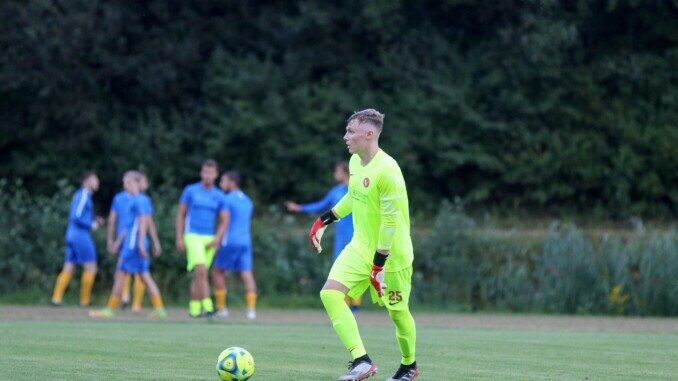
[328,247,413,311]
[184,233,216,271]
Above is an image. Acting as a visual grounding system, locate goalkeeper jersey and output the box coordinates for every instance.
[333,149,413,272]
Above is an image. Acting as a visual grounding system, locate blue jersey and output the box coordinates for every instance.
[66,188,94,242]
[180,182,227,235]
[138,193,154,215]
[221,190,253,247]
[110,191,135,237]
[299,184,353,259]
[123,194,153,251]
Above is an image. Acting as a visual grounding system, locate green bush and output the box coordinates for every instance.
[418,202,678,315]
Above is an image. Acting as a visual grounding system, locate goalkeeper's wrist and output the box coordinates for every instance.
[373,252,389,267]
[320,210,338,225]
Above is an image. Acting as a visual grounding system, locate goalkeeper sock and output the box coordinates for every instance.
[201,297,214,313]
[246,292,257,311]
[388,308,417,365]
[189,300,202,317]
[214,289,227,311]
[122,273,131,302]
[320,289,366,359]
[51,270,72,303]
[79,271,96,306]
[132,275,146,308]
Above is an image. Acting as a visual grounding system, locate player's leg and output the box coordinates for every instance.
[241,271,257,319]
[121,273,132,308]
[76,236,98,307]
[51,257,75,306]
[139,272,166,318]
[79,261,97,307]
[194,264,214,316]
[211,246,230,317]
[334,239,362,314]
[201,237,217,315]
[349,295,362,313]
[132,274,146,312]
[90,269,126,318]
[186,234,209,317]
[211,266,229,317]
[381,267,418,381]
[322,250,377,380]
[239,247,257,319]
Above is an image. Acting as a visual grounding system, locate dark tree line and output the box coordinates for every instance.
[1,0,676,216]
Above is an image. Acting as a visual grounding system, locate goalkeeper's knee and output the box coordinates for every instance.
[320,289,343,304]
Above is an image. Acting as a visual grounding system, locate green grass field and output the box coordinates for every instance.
[1,310,676,380]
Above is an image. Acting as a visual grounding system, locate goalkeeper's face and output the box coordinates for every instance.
[344,120,374,155]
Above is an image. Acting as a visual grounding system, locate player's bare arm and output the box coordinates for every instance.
[175,203,187,252]
[209,210,230,250]
[107,211,117,254]
[138,215,149,258]
[148,216,162,257]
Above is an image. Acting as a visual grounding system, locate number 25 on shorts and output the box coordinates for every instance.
[388,291,402,302]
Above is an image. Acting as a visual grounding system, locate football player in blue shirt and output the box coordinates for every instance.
[90,171,166,318]
[285,162,361,312]
[176,159,229,317]
[107,171,137,309]
[212,171,258,319]
[51,171,105,307]
[108,171,163,311]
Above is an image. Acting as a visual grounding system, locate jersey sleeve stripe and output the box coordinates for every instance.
[75,190,88,217]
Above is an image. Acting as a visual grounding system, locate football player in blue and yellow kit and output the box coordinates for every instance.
[51,171,104,307]
[108,172,162,312]
[176,159,229,317]
[107,170,137,309]
[212,171,258,319]
[90,171,166,318]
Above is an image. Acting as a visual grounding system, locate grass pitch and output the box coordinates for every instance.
[0,308,676,380]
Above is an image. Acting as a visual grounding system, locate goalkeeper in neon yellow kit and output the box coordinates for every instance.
[309,109,419,381]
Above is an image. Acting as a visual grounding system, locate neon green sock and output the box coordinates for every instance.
[201,297,214,313]
[189,300,202,317]
[320,289,366,359]
[388,308,417,365]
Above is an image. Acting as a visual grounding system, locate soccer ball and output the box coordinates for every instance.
[216,347,255,380]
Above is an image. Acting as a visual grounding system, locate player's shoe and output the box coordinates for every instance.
[384,363,419,381]
[132,305,143,313]
[50,300,62,307]
[216,308,229,318]
[120,298,129,310]
[149,308,167,319]
[89,308,114,319]
[337,359,378,381]
[246,309,256,320]
[350,305,360,314]
[79,303,90,308]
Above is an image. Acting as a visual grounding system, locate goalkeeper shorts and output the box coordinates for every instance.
[328,247,413,311]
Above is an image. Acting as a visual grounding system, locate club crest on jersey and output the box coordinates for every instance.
[363,177,370,188]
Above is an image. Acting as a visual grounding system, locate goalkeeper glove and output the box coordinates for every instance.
[309,210,338,253]
[369,252,389,297]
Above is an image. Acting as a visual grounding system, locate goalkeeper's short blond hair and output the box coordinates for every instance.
[347,109,385,131]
